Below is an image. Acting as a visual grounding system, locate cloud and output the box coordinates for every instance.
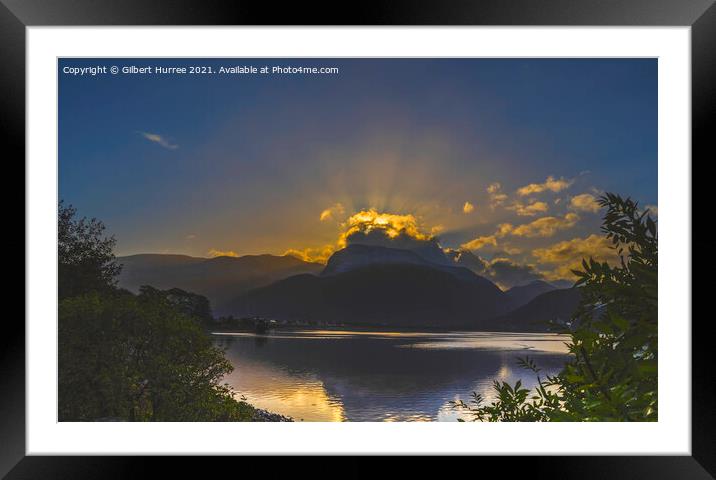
[488,258,544,289]
[284,244,336,264]
[460,223,513,251]
[532,234,616,280]
[516,176,573,196]
[461,235,498,250]
[208,249,239,258]
[139,131,178,150]
[645,204,658,217]
[569,193,601,213]
[338,209,433,248]
[494,246,522,255]
[462,201,475,214]
[487,182,508,208]
[510,212,580,238]
[319,203,345,222]
[444,248,489,272]
[461,211,579,252]
[287,209,442,264]
[507,200,549,216]
[446,249,544,289]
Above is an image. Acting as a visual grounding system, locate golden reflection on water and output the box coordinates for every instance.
[214,330,570,421]
[222,359,345,422]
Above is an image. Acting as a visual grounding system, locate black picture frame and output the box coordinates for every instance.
[4,0,712,477]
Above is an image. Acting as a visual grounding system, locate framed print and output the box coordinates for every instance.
[5,0,713,477]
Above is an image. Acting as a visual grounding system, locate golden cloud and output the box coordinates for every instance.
[319,203,345,222]
[208,249,239,258]
[507,200,549,216]
[460,211,579,251]
[431,224,445,234]
[337,209,432,248]
[510,212,580,238]
[517,175,573,196]
[532,234,616,280]
[487,182,508,208]
[461,235,498,251]
[460,223,514,251]
[463,201,475,214]
[569,193,601,213]
[284,244,336,264]
[287,209,437,263]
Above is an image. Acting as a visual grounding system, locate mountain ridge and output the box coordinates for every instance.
[117,253,323,315]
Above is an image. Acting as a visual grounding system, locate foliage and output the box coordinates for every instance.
[58,201,122,300]
[138,285,214,326]
[59,290,256,421]
[453,194,657,422]
[58,200,261,421]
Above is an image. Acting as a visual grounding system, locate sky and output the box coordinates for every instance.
[59,58,657,285]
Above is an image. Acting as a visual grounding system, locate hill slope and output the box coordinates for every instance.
[229,262,507,328]
[117,253,323,315]
[503,280,558,310]
[488,288,582,332]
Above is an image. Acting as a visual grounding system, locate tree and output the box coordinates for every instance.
[58,200,258,421]
[58,201,122,300]
[59,289,254,421]
[139,286,214,326]
[454,194,657,422]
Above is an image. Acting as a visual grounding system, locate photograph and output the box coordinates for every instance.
[57,57,657,423]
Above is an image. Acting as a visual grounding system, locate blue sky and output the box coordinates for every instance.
[59,58,656,282]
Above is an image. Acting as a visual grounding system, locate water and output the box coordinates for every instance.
[212,329,571,422]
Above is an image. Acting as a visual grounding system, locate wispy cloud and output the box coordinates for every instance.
[487,182,508,209]
[462,201,475,214]
[139,131,178,150]
[319,203,346,222]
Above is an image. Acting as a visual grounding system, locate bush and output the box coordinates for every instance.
[59,290,254,421]
[454,194,658,422]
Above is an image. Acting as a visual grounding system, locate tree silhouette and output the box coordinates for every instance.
[58,201,121,300]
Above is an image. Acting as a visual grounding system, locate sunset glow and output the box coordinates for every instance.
[60,58,657,285]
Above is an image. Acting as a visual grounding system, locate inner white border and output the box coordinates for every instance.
[27,27,691,455]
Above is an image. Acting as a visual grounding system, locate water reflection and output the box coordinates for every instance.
[213,330,570,422]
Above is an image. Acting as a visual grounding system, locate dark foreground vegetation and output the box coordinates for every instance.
[453,194,657,421]
[58,202,291,422]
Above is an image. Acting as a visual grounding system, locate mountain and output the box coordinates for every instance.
[229,261,507,328]
[118,248,583,331]
[117,253,323,315]
[488,288,582,332]
[503,280,558,310]
[322,244,429,275]
[322,244,491,284]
